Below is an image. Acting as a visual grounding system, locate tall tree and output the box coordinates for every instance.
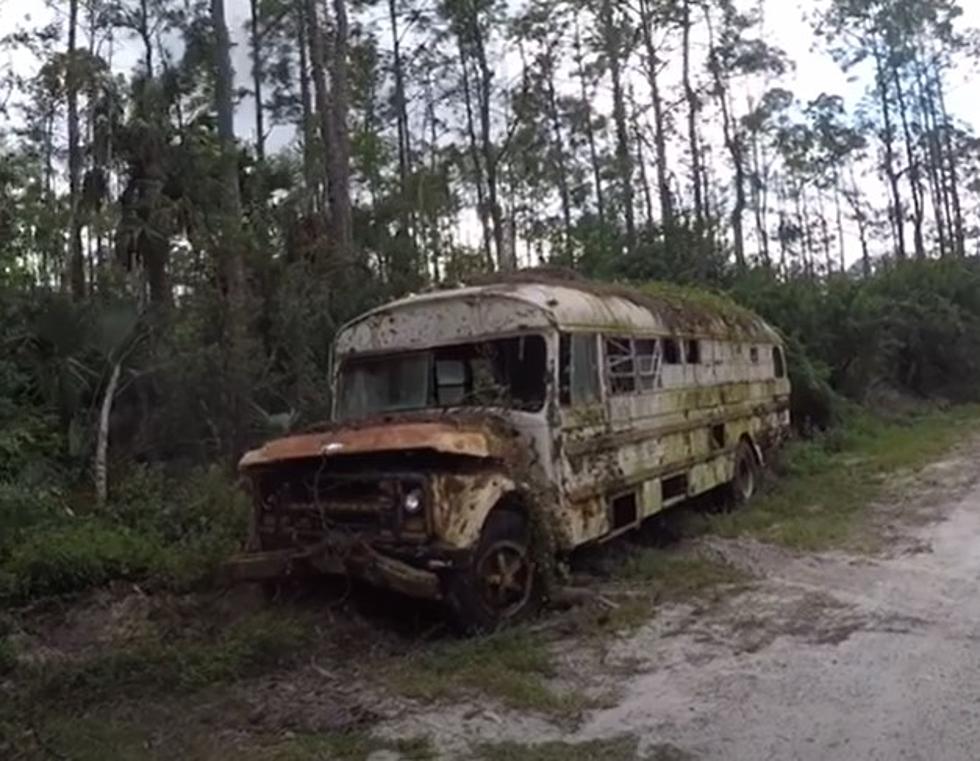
[681,0,706,233]
[249,0,267,161]
[210,0,250,453]
[596,0,636,254]
[67,0,86,298]
[638,0,675,237]
[327,0,354,263]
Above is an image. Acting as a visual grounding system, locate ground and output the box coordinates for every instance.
[5,411,980,760]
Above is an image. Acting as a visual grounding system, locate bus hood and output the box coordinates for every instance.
[238,416,514,470]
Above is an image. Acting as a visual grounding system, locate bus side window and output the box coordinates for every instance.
[635,339,662,391]
[605,336,636,394]
[773,346,786,378]
[560,333,600,406]
[685,339,701,364]
[663,338,681,365]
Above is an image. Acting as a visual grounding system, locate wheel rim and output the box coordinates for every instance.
[475,540,533,616]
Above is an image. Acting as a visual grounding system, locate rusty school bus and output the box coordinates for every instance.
[231,277,791,630]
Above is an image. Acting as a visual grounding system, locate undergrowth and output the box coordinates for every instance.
[690,404,980,550]
[0,464,248,602]
[387,628,590,716]
[19,610,312,707]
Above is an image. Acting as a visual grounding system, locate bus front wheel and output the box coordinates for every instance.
[447,509,542,633]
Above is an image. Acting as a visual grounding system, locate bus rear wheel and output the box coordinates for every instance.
[447,509,541,634]
[731,440,759,506]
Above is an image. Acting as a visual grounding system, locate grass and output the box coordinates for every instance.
[387,628,591,716]
[475,734,693,761]
[694,404,980,551]
[5,712,435,761]
[17,610,314,707]
[242,732,436,761]
[619,549,749,599]
[564,550,750,637]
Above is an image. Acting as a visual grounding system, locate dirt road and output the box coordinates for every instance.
[381,438,980,760]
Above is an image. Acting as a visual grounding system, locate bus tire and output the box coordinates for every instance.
[447,509,542,634]
[731,439,759,506]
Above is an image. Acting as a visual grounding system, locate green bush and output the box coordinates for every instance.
[729,258,980,424]
[27,611,314,704]
[2,521,167,599]
[0,461,250,601]
[0,636,15,675]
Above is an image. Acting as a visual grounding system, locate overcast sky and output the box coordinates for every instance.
[1,0,978,265]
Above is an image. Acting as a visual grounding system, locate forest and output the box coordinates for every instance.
[1,0,980,605]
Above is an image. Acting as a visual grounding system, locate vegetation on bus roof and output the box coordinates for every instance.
[460,268,775,339]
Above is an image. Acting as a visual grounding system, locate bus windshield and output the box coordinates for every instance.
[336,335,547,420]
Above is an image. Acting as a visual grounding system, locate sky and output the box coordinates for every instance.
[1,0,978,266]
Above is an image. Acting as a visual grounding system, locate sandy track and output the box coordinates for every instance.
[384,436,980,760]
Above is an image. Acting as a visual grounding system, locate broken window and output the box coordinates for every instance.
[560,333,600,406]
[773,346,786,378]
[750,346,760,364]
[605,337,636,394]
[635,339,662,391]
[336,354,431,421]
[685,339,701,364]
[336,335,547,420]
[434,359,466,406]
[663,337,681,365]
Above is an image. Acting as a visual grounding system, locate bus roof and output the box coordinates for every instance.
[336,275,781,354]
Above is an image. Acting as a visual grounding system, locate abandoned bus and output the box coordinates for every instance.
[230,277,791,629]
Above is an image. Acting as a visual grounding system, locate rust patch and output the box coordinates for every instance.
[239,414,516,470]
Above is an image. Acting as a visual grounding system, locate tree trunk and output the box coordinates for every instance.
[327,0,354,264]
[638,0,674,235]
[425,77,443,280]
[892,67,925,259]
[934,55,965,256]
[705,7,746,269]
[682,0,704,232]
[469,11,508,270]
[845,165,871,277]
[67,0,86,299]
[458,42,494,270]
[306,0,333,221]
[545,61,574,264]
[139,0,154,76]
[834,176,846,272]
[599,0,636,255]
[250,0,266,161]
[872,38,906,260]
[388,0,412,237]
[914,49,948,257]
[211,0,250,456]
[296,0,317,211]
[95,362,122,507]
[632,103,655,230]
[573,15,605,227]
[749,119,771,267]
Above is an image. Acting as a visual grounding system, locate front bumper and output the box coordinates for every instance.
[222,531,445,601]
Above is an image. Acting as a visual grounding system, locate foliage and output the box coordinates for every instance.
[686,404,980,551]
[0,464,247,601]
[25,610,313,705]
[727,258,980,427]
[388,628,590,715]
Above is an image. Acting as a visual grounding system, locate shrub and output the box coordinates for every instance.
[2,521,167,599]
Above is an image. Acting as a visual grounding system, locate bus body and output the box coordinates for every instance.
[231,278,790,629]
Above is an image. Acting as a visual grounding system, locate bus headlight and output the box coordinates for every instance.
[403,488,424,515]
